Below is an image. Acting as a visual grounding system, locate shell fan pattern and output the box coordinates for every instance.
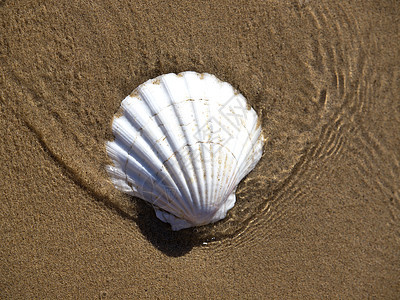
[106,71,264,231]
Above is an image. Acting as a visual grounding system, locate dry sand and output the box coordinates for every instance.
[1,0,399,298]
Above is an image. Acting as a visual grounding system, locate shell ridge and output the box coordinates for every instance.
[216,149,237,209]
[116,104,187,208]
[136,83,193,189]
[107,143,173,206]
[182,72,206,212]
[228,106,260,166]
[163,74,203,212]
[224,127,262,195]
[209,86,250,213]
[112,142,182,211]
[236,121,263,179]
[204,78,219,215]
[218,143,241,212]
[217,93,254,140]
[206,87,234,219]
[208,113,227,212]
[151,141,239,224]
[118,92,193,217]
[203,90,241,217]
[123,145,185,213]
[159,75,202,217]
[203,79,213,217]
[106,166,137,195]
[218,117,243,194]
[111,118,186,207]
[189,73,213,214]
[241,136,263,178]
[185,73,211,217]
[218,106,262,198]
[204,74,227,216]
[213,150,228,213]
[138,77,196,217]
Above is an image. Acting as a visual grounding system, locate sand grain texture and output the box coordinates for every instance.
[1,0,399,298]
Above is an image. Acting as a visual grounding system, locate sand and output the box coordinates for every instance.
[1,0,399,298]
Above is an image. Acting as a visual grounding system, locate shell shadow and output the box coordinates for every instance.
[134,199,208,257]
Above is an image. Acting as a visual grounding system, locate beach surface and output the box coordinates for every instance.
[1,0,399,298]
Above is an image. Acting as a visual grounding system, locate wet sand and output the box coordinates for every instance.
[1,0,399,298]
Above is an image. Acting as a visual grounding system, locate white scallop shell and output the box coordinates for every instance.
[106,71,264,230]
